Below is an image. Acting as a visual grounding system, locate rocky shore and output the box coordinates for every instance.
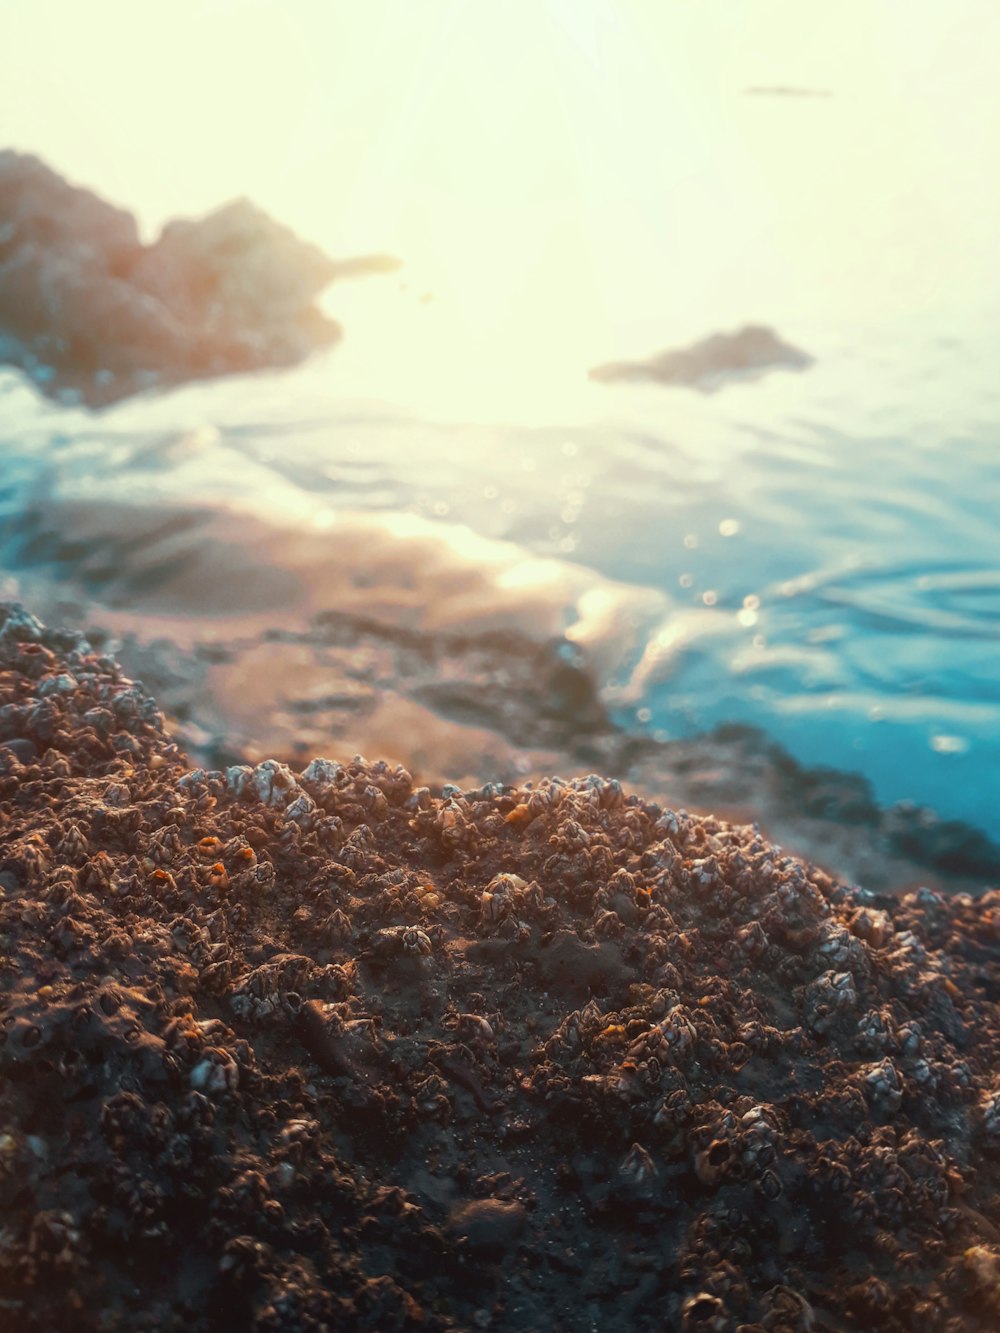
[0,151,397,407]
[8,497,996,901]
[2,602,1000,1330]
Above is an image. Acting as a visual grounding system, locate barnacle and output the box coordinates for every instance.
[865,1058,904,1114]
[367,924,433,959]
[189,1047,239,1095]
[616,1142,657,1197]
[804,969,857,1034]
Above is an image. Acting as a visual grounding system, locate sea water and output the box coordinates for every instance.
[1,304,997,838]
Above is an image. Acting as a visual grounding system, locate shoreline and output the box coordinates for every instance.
[12,566,998,902]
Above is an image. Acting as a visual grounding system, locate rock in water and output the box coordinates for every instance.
[0,150,397,406]
[128,199,339,368]
[1,600,999,1331]
[590,323,813,392]
[0,149,139,258]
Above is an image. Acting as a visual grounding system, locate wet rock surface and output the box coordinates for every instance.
[0,150,397,407]
[2,603,1000,1330]
[590,324,813,392]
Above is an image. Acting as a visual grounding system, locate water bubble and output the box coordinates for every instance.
[679,573,694,589]
[637,707,652,724]
[484,485,498,500]
[737,608,758,627]
[561,440,578,456]
[743,594,760,611]
[719,518,740,537]
[433,500,450,516]
[702,590,718,607]
[683,534,699,550]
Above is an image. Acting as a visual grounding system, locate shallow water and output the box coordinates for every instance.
[1,310,998,837]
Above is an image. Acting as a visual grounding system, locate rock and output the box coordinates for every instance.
[0,149,138,261]
[589,323,813,392]
[3,601,1000,1331]
[535,930,633,1000]
[447,1199,527,1254]
[0,150,399,406]
[883,801,1000,880]
[127,198,340,369]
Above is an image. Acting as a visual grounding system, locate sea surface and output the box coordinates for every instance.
[1,307,998,839]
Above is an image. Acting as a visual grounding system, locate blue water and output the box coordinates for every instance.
[1,312,998,838]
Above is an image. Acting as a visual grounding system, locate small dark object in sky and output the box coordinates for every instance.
[745,85,833,98]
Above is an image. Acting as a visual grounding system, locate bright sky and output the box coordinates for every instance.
[3,0,999,410]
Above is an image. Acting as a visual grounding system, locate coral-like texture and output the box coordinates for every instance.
[1,602,999,1330]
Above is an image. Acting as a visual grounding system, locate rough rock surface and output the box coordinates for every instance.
[2,603,1000,1331]
[590,325,813,392]
[0,151,397,407]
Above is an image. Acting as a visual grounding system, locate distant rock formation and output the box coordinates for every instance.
[589,324,813,393]
[0,150,399,407]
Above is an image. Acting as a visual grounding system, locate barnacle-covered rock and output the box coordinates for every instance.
[1,602,1000,1332]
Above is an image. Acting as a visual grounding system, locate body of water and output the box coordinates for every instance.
[2,304,998,836]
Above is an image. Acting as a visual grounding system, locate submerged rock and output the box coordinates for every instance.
[590,323,813,392]
[1,601,999,1330]
[0,150,398,406]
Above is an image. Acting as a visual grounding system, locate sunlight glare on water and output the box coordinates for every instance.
[4,1,1000,421]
